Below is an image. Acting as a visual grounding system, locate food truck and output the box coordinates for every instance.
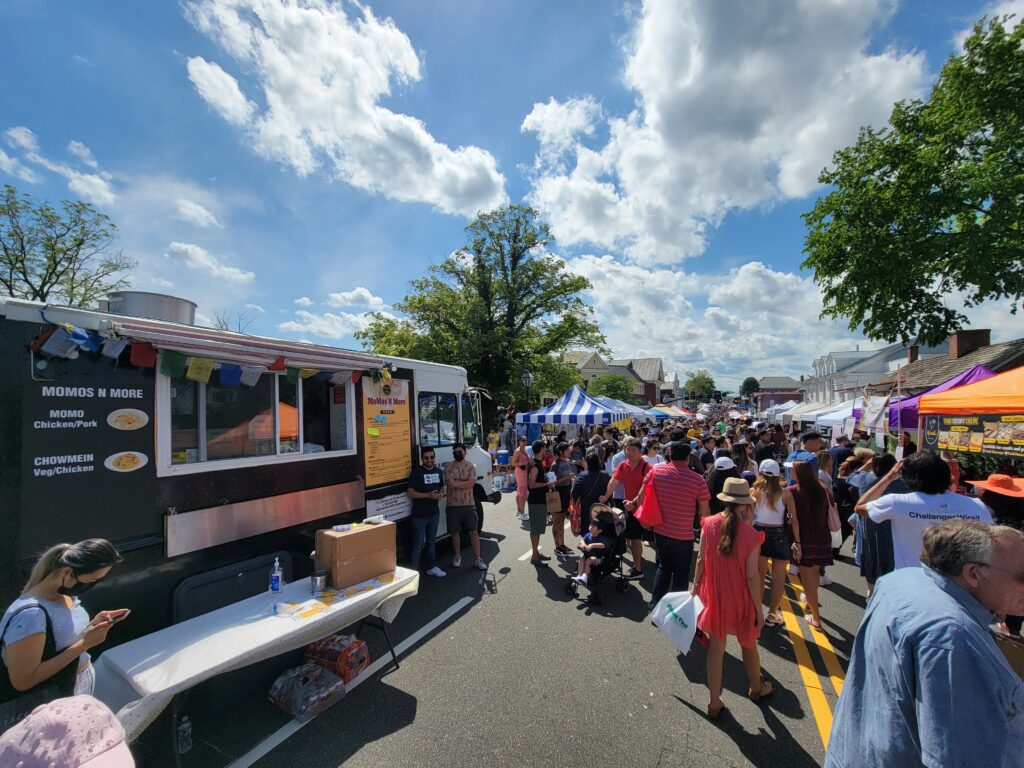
[0,292,499,647]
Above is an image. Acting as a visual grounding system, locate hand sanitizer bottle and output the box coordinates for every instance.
[269,557,283,593]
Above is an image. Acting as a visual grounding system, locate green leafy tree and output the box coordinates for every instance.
[740,376,760,398]
[684,369,716,400]
[0,185,135,306]
[802,17,1024,345]
[357,205,605,418]
[587,374,638,404]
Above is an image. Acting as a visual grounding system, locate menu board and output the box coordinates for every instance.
[19,357,156,552]
[362,377,412,487]
[923,413,1024,457]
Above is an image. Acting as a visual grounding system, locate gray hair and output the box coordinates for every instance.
[921,519,1024,576]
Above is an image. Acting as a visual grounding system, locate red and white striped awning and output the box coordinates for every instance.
[111,319,383,371]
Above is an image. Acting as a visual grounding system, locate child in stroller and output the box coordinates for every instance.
[565,504,629,604]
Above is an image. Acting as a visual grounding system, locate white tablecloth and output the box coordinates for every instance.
[93,567,419,741]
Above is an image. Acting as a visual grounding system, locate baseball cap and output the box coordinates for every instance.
[0,695,134,767]
[713,456,736,470]
[758,459,781,477]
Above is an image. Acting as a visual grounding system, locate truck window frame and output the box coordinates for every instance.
[417,391,460,449]
[154,371,357,476]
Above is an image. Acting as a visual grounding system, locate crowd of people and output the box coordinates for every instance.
[4,412,1023,765]
[488,413,1024,759]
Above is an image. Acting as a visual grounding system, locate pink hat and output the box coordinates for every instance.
[0,696,134,768]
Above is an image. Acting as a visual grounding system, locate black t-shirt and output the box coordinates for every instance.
[409,465,445,516]
[754,441,776,464]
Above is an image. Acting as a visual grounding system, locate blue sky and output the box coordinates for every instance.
[1,0,1019,389]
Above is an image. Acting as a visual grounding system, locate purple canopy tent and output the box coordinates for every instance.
[853,364,995,429]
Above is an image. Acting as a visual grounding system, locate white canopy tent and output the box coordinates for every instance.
[815,399,858,430]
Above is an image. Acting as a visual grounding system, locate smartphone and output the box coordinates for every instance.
[106,609,131,625]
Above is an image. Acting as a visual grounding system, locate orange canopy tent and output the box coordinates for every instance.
[919,365,1024,416]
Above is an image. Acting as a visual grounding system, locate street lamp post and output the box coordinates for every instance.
[521,371,534,411]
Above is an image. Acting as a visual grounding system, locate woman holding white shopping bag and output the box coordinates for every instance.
[691,478,774,720]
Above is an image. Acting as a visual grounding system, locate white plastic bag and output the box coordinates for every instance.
[650,592,704,655]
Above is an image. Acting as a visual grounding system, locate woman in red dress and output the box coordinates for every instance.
[692,477,774,720]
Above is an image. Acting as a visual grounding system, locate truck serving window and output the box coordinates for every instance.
[418,393,457,447]
[160,372,355,473]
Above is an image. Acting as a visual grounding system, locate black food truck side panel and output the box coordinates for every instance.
[0,317,374,647]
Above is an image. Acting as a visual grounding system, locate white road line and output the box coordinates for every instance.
[227,596,475,768]
[518,522,572,560]
[518,545,542,561]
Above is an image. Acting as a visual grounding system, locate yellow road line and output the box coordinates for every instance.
[779,585,833,750]
[787,572,847,697]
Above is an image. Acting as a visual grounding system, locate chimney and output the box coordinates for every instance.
[949,329,990,359]
[907,345,919,364]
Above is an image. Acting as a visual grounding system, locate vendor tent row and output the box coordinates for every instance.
[515,385,701,424]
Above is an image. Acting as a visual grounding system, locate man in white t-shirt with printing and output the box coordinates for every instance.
[855,451,993,571]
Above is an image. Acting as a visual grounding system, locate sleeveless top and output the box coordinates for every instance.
[527,459,548,504]
[753,493,786,526]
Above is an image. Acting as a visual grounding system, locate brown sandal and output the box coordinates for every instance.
[748,681,774,703]
[707,702,728,720]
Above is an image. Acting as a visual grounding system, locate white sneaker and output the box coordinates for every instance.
[427,566,447,577]
[452,554,462,568]
[572,574,588,585]
[473,558,487,571]
[819,574,833,586]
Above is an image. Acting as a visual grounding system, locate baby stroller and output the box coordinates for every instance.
[564,504,629,606]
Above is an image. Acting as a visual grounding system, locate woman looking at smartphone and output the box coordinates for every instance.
[0,539,124,711]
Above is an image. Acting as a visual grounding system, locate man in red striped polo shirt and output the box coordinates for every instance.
[626,441,711,611]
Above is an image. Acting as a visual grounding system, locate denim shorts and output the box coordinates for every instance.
[756,524,792,560]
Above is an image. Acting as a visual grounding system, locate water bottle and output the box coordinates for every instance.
[269,556,283,593]
[177,715,193,754]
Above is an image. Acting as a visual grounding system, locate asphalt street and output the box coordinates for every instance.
[141,491,871,768]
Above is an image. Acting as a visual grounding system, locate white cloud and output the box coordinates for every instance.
[67,140,99,169]
[165,241,255,284]
[565,255,871,390]
[955,1,1024,47]
[278,309,386,339]
[4,127,116,206]
[5,126,39,153]
[325,287,386,310]
[186,57,256,126]
[244,303,266,313]
[523,0,929,264]
[521,96,602,171]
[294,296,314,306]
[184,0,506,217]
[175,198,222,228]
[0,148,41,183]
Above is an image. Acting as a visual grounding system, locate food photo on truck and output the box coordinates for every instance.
[0,291,500,753]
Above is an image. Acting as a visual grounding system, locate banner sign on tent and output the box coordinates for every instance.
[923,413,1024,457]
[860,396,889,431]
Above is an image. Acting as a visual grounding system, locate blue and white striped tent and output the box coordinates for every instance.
[592,395,649,419]
[516,385,631,424]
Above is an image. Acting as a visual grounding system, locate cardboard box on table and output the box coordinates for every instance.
[315,521,397,590]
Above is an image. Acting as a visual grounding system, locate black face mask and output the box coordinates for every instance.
[453,451,465,461]
[58,573,97,597]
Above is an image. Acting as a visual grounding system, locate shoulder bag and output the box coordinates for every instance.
[0,602,79,730]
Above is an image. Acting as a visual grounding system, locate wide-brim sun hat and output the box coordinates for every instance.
[0,695,134,767]
[759,459,781,477]
[717,477,755,505]
[967,474,1024,498]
